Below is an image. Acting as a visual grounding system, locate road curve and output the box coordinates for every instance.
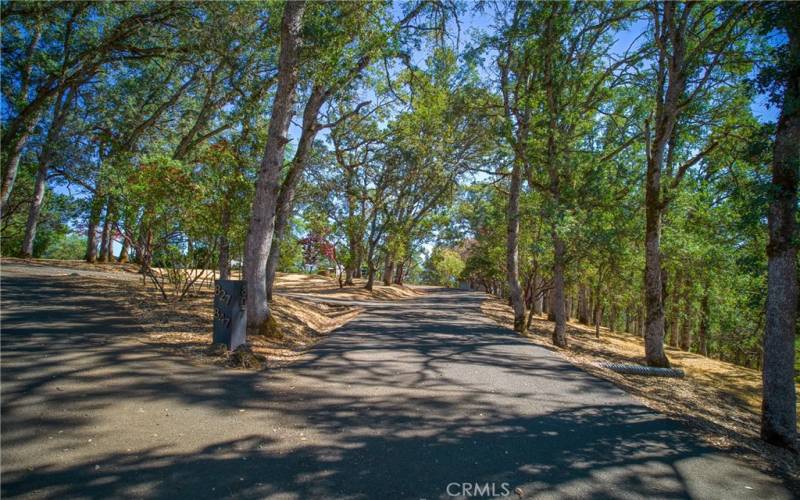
[1,266,792,499]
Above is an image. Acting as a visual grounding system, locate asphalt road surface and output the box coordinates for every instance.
[1,265,792,499]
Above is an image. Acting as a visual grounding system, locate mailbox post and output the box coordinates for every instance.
[213,280,246,350]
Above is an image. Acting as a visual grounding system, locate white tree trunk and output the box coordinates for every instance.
[21,164,47,257]
[243,0,306,335]
[506,159,526,331]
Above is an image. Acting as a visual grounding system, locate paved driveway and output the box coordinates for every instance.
[0,266,791,499]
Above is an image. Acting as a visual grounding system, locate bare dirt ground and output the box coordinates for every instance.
[481,296,800,488]
[0,258,423,367]
[137,272,422,367]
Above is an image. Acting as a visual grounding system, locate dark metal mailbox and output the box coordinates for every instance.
[213,280,246,350]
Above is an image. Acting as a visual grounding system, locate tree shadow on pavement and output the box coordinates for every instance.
[0,275,793,499]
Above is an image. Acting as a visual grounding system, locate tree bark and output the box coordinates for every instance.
[761,8,799,451]
[666,277,678,349]
[679,297,692,351]
[98,198,113,263]
[698,284,709,356]
[638,308,645,339]
[85,193,104,263]
[21,86,74,257]
[594,304,602,339]
[218,205,231,280]
[1,118,38,213]
[365,253,376,291]
[592,293,601,332]
[139,226,153,274]
[566,294,574,321]
[344,176,359,285]
[265,84,326,301]
[643,2,689,368]
[117,239,129,263]
[1,25,42,214]
[532,274,544,315]
[243,0,306,336]
[551,233,567,347]
[394,261,404,285]
[578,284,590,324]
[625,308,631,334]
[644,157,670,366]
[21,164,48,258]
[506,159,526,331]
[364,217,381,292]
[609,305,617,332]
[383,257,394,286]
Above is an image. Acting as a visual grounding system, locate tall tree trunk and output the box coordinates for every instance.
[592,292,601,332]
[118,239,129,264]
[21,164,48,258]
[139,226,153,274]
[98,198,113,263]
[265,84,326,301]
[594,305,602,339]
[566,293,573,321]
[642,2,689,368]
[551,233,567,347]
[625,308,631,334]
[344,177,357,286]
[383,257,394,286]
[609,305,617,332]
[85,193,104,263]
[365,252,376,291]
[638,308,645,339]
[218,205,231,281]
[364,219,380,292]
[1,118,38,213]
[243,0,306,336]
[669,312,679,348]
[264,216,287,301]
[761,9,799,451]
[698,283,709,356]
[218,238,231,281]
[506,159,526,331]
[532,274,544,315]
[680,298,692,351]
[394,261,404,285]
[20,84,74,257]
[1,23,41,212]
[578,285,590,324]
[644,174,669,366]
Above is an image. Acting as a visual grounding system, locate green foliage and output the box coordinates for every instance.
[0,0,791,371]
[41,232,86,260]
[0,158,84,258]
[278,236,303,274]
[424,247,465,288]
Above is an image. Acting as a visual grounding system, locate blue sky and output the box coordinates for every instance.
[59,2,782,253]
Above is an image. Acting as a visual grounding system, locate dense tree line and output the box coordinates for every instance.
[1,1,796,450]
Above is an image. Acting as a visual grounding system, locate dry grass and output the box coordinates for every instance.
[132,272,422,368]
[7,259,421,368]
[273,271,424,300]
[2,256,141,276]
[481,296,800,489]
